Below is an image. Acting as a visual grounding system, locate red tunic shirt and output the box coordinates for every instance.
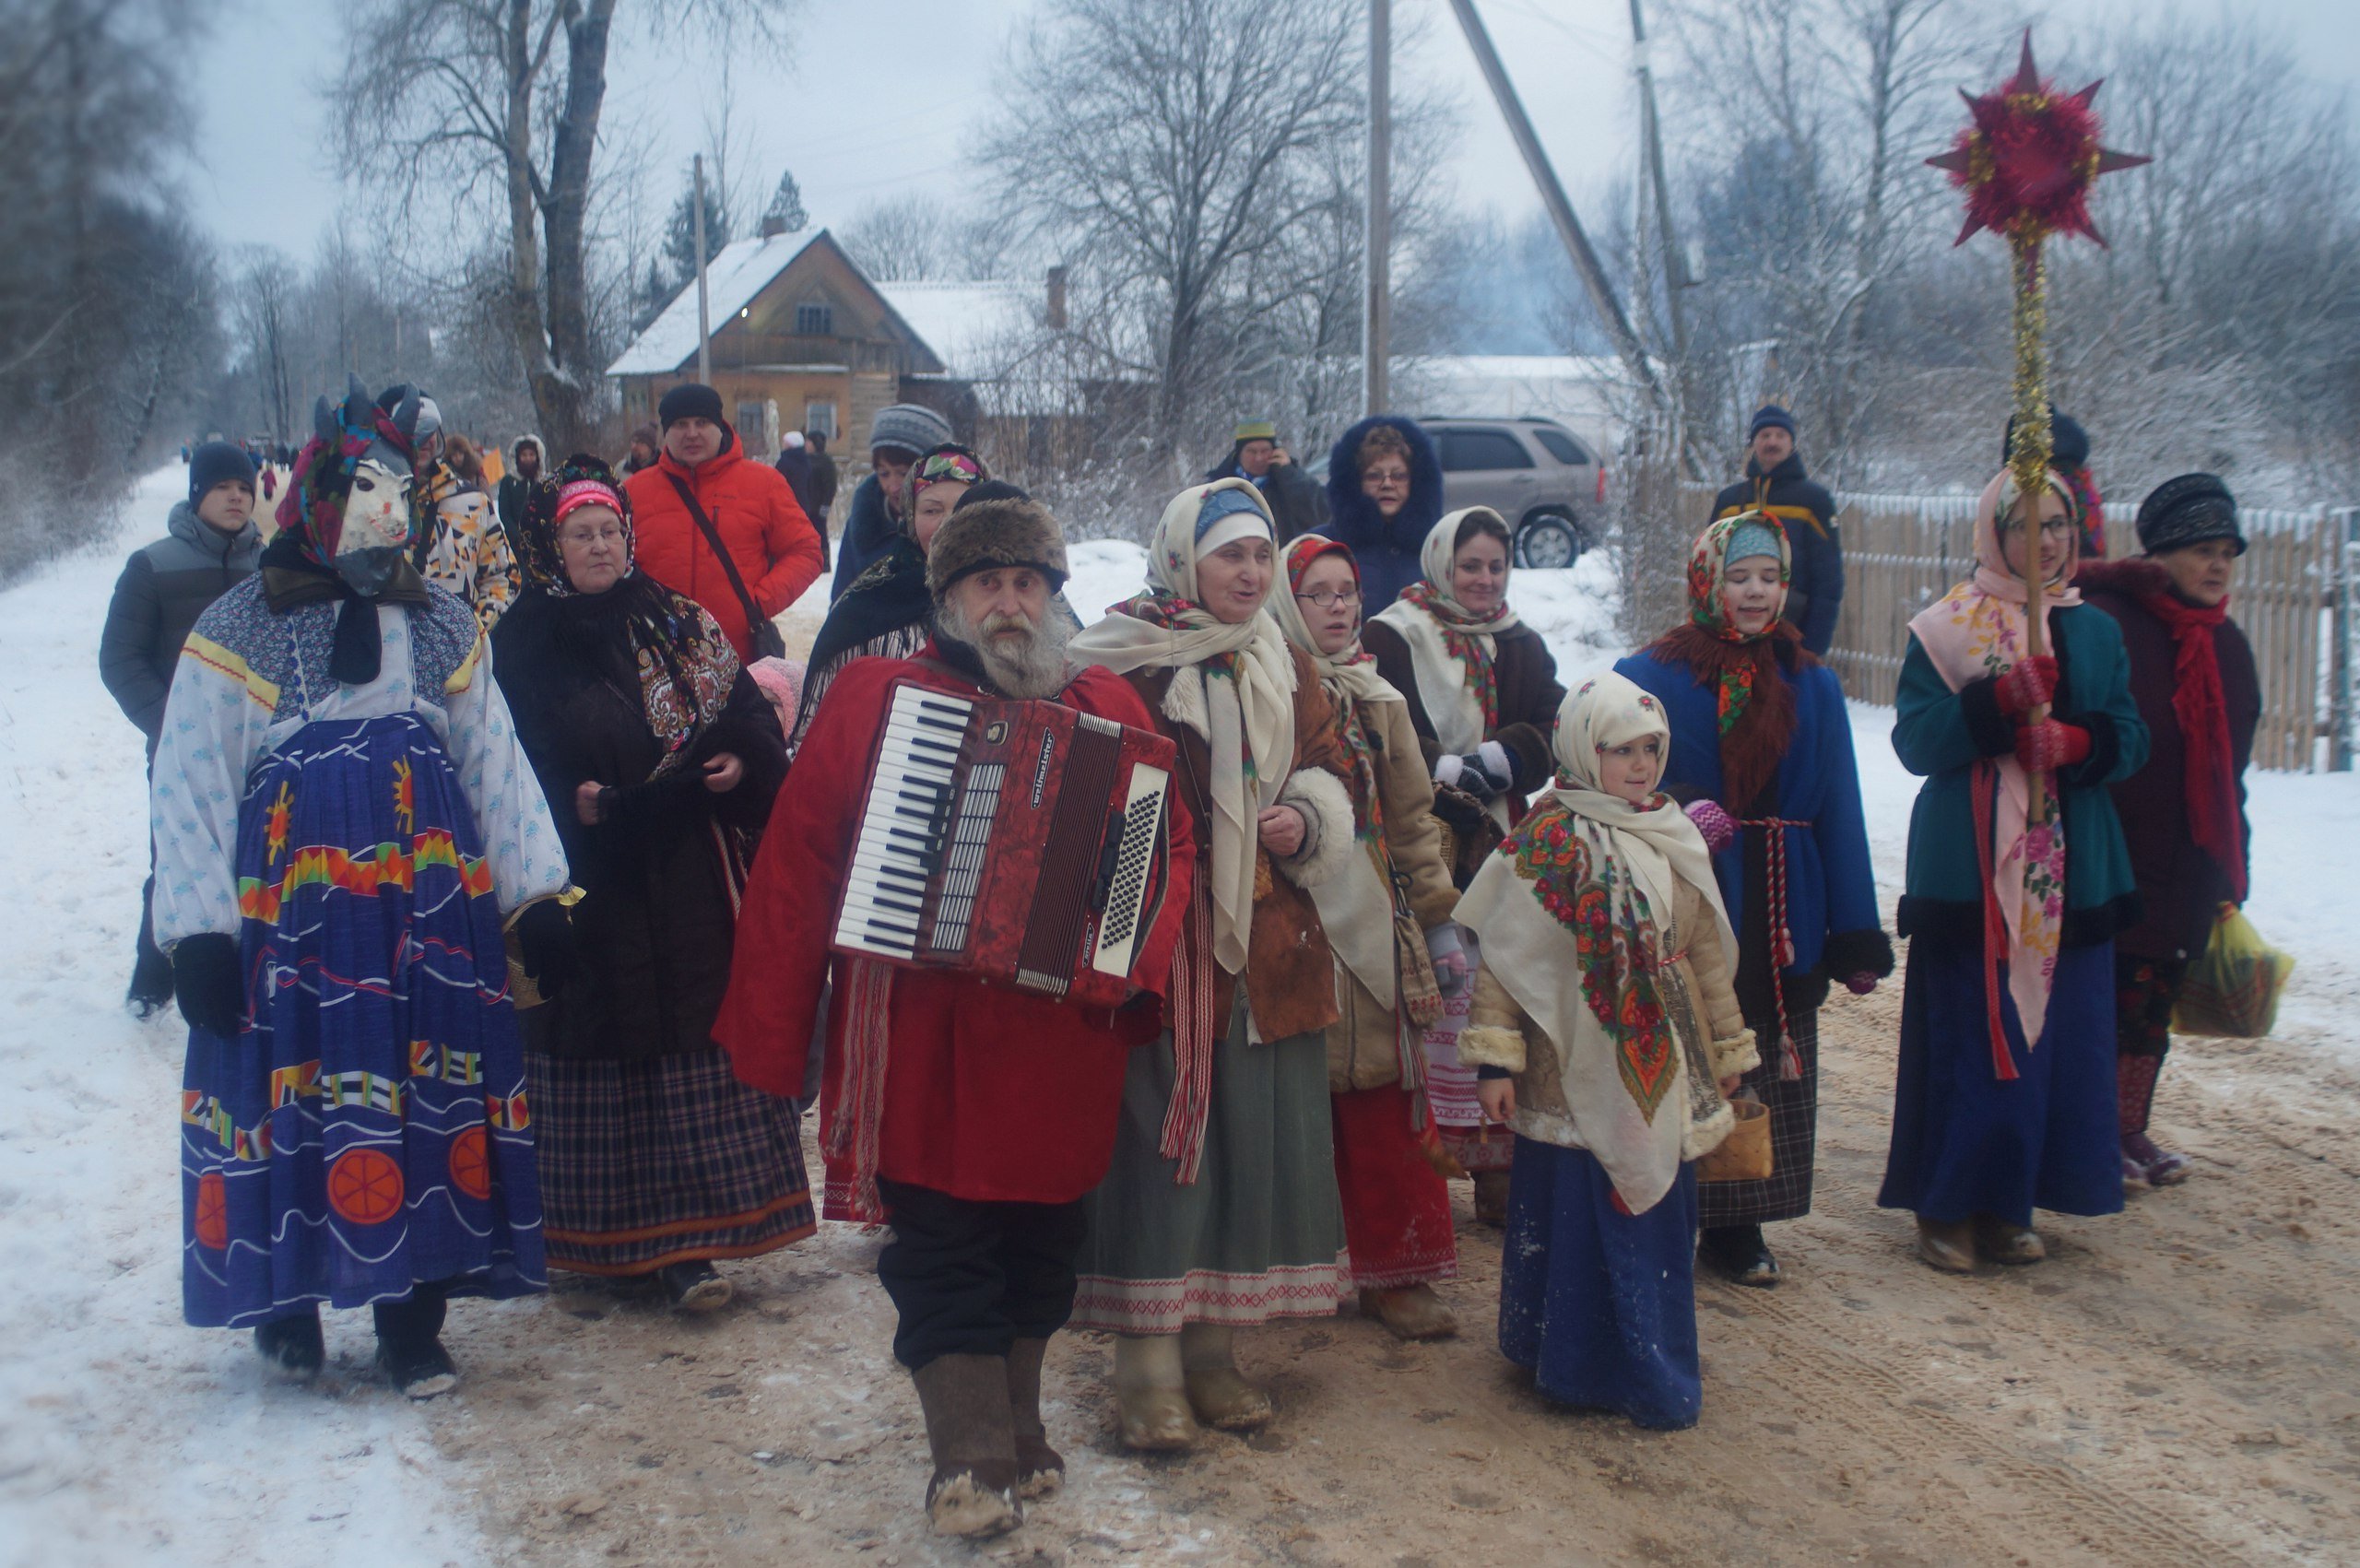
[715,646,1196,1210]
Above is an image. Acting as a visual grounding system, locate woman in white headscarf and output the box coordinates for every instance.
[1362,506,1565,1219]
[1453,671,1756,1430]
[1268,535,1465,1342]
[1067,478,1359,1452]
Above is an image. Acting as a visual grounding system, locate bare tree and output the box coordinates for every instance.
[331,0,799,452]
[978,0,1364,466]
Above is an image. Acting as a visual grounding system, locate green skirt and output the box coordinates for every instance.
[1071,996,1350,1333]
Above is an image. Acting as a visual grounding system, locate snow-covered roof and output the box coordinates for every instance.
[605,229,820,378]
[875,279,1039,383]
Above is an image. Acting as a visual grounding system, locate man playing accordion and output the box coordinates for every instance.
[716,494,1194,1540]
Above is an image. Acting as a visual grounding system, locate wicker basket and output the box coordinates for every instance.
[1698,1095,1773,1184]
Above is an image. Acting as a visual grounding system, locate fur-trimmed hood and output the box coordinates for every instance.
[1322,415,1444,558]
[926,496,1069,599]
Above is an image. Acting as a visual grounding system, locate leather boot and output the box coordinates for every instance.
[1005,1338,1063,1498]
[1471,1170,1512,1227]
[1112,1334,1198,1452]
[1974,1214,2047,1265]
[1179,1321,1272,1432]
[910,1353,1021,1538]
[1914,1215,1976,1275]
[373,1284,457,1399]
[1359,1284,1458,1340]
[254,1308,324,1383]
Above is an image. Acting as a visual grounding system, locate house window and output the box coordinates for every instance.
[804,400,838,442]
[795,301,833,336]
[737,402,767,451]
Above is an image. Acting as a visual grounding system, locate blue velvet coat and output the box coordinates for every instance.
[1616,647,1882,977]
[1317,415,1445,612]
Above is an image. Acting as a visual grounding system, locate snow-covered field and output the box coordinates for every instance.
[3,479,2353,1567]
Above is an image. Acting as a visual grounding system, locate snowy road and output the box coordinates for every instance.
[0,467,485,1568]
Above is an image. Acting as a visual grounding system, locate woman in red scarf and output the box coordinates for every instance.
[2075,475,2260,1188]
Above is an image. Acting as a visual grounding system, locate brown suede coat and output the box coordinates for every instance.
[1328,695,1461,1090]
[1125,645,1353,1041]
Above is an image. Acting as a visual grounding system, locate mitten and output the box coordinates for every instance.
[171,933,245,1035]
[2012,718,2090,774]
[1996,655,2059,718]
[1685,798,1738,854]
[1425,923,1471,994]
[1471,740,1515,791]
[513,899,581,999]
[1435,752,1497,803]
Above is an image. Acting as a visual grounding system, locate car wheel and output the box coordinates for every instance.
[1516,512,1582,569]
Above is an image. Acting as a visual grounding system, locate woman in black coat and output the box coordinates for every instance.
[2076,475,2260,1189]
[492,456,813,1309]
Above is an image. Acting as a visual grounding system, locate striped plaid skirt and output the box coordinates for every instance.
[1697,1007,1820,1229]
[522,1044,815,1275]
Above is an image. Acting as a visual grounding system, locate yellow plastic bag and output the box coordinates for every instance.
[2171,904,2295,1040]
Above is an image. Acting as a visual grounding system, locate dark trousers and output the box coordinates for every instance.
[132,849,172,1003]
[875,1176,1087,1371]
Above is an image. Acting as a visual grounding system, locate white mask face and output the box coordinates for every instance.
[333,457,415,595]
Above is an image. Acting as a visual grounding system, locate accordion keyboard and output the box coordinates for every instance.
[837,686,975,960]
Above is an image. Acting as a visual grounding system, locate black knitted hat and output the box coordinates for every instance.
[2135,473,2244,557]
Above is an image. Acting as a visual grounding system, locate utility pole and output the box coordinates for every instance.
[1445,0,1705,477]
[1363,0,1391,417]
[693,152,713,386]
[1629,0,1687,359]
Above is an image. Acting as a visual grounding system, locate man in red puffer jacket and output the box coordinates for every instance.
[626,383,823,660]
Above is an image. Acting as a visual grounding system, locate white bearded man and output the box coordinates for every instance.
[715,496,1197,1539]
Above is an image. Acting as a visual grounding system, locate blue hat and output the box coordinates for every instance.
[1727,521,1783,564]
[188,441,256,506]
[1194,485,1266,540]
[1748,405,1796,440]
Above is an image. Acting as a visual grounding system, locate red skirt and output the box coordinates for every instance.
[1331,1083,1458,1290]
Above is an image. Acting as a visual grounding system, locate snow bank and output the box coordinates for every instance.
[0,466,485,1568]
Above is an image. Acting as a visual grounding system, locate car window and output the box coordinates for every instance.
[1531,428,1591,466]
[1439,429,1535,472]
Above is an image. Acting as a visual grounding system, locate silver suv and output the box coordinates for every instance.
[1421,417,1604,568]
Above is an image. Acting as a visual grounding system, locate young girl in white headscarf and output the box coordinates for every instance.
[1455,671,1756,1430]
[1067,478,1360,1452]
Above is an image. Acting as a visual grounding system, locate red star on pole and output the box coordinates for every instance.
[1928,30,2150,248]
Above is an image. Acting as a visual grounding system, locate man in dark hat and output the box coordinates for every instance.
[622,382,822,662]
[1205,419,1325,542]
[832,402,959,597]
[100,440,265,1014]
[716,495,1194,1539]
[1713,405,1844,655]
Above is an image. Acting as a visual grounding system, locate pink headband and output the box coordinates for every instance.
[553,478,622,523]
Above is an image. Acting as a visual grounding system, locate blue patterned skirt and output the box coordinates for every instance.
[179,713,546,1327]
[1498,1137,1702,1431]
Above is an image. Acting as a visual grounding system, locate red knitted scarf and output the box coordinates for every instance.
[1646,621,1802,813]
[2142,589,2246,901]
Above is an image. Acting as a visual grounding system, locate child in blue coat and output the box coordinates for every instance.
[1617,513,1892,1286]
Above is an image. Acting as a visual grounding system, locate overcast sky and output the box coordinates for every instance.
[190,0,2359,270]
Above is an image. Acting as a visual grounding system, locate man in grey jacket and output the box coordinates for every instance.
[100,440,264,1014]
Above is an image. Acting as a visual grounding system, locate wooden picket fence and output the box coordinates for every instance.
[1654,481,2347,772]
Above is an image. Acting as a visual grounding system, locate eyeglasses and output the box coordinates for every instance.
[1292,587,1363,609]
[1998,518,2076,541]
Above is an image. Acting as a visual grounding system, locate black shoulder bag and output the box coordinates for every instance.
[666,474,789,660]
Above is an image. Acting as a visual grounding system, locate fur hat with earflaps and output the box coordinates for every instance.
[926,496,1069,601]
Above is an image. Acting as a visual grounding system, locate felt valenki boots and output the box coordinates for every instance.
[1006,1338,1064,1498]
[910,1353,1022,1538]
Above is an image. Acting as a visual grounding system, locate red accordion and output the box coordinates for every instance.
[831,679,1178,1008]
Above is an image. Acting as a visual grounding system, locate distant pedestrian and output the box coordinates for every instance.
[498,435,547,539]
[1319,416,1444,612]
[99,440,263,1016]
[832,403,954,598]
[807,430,840,529]
[1711,407,1844,655]
[774,430,820,564]
[379,388,520,632]
[1206,419,1324,542]
[622,423,660,477]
